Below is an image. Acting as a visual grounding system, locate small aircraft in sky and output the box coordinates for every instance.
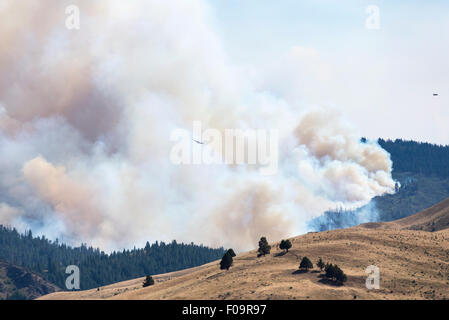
[193,139,205,145]
[433,93,439,96]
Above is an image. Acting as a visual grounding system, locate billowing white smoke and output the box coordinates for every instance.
[0,0,396,251]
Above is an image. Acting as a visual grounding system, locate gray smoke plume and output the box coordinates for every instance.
[0,0,396,251]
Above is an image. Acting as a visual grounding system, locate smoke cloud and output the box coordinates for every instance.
[0,1,396,251]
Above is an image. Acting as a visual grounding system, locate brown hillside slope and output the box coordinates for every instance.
[389,197,449,232]
[359,197,449,232]
[40,227,449,300]
[0,260,60,300]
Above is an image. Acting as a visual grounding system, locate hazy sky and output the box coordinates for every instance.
[15,1,441,250]
[209,0,449,145]
[0,1,401,249]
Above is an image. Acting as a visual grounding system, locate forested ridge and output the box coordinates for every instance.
[0,226,225,291]
[378,139,449,177]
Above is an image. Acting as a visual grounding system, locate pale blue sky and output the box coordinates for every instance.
[208,1,449,144]
[210,0,449,60]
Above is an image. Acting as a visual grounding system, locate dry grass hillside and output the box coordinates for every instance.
[40,198,449,300]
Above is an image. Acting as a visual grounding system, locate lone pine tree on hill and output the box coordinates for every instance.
[257,237,271,257]
[279,239,292,253]
[220,250,234,270]
[299,256,313,271]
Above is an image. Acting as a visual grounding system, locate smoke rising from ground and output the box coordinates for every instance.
[0,1,396,251]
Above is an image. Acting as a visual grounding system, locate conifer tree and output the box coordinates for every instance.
[299,257,313,271]
[257,237,271,257]
[317,257,325,271]
[220,251,233,270]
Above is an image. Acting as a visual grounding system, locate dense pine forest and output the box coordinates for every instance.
[378,139,449,177]
[309,139,449,231]
[0,226,225,291]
